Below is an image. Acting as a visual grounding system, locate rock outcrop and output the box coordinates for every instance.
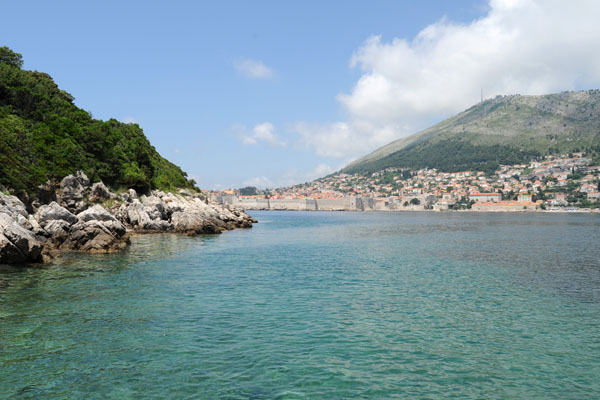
[115,191,254,234]
[57,170,90,213]
[89,182,113,203]
[0,213,43,264]
[0,171,255,265]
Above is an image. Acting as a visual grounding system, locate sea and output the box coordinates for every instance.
[1,211,599,399]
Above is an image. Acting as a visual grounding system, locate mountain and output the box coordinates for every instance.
[0,47,196,197]
[344,90,600,175]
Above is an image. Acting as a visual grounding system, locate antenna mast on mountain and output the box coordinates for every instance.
[481,88,483,103]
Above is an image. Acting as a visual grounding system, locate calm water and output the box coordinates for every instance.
[1,211,599,399]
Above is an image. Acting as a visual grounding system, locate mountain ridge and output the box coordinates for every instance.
[344,90,600,175]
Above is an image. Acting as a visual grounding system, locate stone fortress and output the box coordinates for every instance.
[212,195,437,212]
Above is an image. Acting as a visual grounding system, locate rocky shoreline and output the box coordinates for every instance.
[0,171,256,265]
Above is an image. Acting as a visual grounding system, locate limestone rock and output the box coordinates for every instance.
[0,192,28,219]
[42,219,71,245]
[35,202,78,226]
[62,219,129,252]
[89,182,113,203]
[0,213,43,263]
[77,205,126,236]
[78,204,116,223]
[57,170,90,212]
[125,200,153,228]
[1,172,254,265]
[16,214,33,231]
[127,189,138,201]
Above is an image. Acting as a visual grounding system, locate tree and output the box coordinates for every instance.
[0,46,23,68]
[239,186,258,196]
[409,198,420,205]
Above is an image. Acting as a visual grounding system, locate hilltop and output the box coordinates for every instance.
[344,90,600,175]
[0,47,196,198]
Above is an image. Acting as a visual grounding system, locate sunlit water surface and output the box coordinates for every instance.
[1,211,599,399]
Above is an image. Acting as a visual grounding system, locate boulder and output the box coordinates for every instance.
[74,170,90,187]
[35,202,78,226]
[77,205,126,236]
[123,200,169,230]
[15,214,33,230]
[78,204,116,222]
[128,188,138,200]
[171,211,222,234]
[0,192,28,219]
[89,182,113,203]
[0,213,43,263]
[57,170,90,211]
[54,205,130,252]
[63,218,129,252]
[42,219,71,245]
[141,195,169,220]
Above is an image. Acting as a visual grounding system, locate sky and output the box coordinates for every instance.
[3,0,600,190]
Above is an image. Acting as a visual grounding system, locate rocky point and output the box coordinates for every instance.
[0,171,256,265]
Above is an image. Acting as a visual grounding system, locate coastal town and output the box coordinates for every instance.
[211,153,600,212]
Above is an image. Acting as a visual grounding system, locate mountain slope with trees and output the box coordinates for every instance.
[344,90,600,175]
[0,47,197,197]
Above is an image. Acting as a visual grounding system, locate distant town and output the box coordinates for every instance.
[211,153,600,212]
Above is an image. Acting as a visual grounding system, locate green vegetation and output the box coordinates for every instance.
[345,138,540,176]
[239,186,258,196]
[0,46,197,196]
[448,196,475,210]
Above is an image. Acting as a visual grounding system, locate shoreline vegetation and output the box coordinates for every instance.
[0,47,254,266]
[0,47,197,199]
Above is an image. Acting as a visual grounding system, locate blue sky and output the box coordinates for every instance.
[3,1,600,189]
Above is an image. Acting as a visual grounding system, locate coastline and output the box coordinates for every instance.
[215,195,599,213]
[0,171,255,265]
[244,207,600,213]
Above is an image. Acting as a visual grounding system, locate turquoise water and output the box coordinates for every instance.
[1,211,599,399]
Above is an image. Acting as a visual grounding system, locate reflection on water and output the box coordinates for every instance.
[1,212,600,399]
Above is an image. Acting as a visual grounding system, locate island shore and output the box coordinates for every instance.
[0,171,255,265]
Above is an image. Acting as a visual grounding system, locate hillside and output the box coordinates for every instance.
[344,90,600,175]
[0,47,196,197]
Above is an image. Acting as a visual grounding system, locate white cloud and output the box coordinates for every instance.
[235,59,274,79]
[243,176,273,188]
[296,0,600,160]
[238,122,286,147]
[242,163,337,189]
[294,121,398,159]
[122,116,138,124]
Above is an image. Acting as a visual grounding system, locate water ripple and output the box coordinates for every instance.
[1,211,599,399]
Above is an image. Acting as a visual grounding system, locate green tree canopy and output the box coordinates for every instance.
[0,47,197,196]
[0,47,23,68]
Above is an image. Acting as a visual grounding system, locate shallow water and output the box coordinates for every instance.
[1,211,599,399]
